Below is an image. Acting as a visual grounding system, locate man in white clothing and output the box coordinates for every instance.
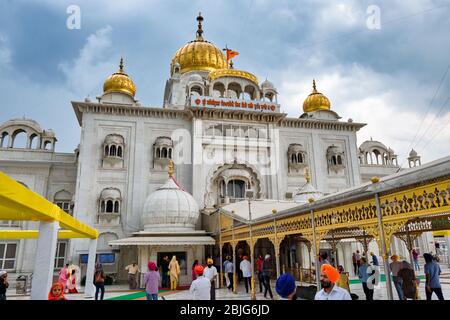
[315,264,351,300]
[240,256,252,294]
[203,258,218,300]
[190,265,211,300]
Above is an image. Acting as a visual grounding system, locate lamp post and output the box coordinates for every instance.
[272,209,281,278]
[246,190,256,300]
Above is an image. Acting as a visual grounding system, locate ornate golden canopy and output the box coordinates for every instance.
[302,79,331,113]
[170,13,227,75]
[208,68,258,85]
[103,58,136,98]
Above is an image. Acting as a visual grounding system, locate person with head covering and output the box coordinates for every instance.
[58,263,69,293]
[240,256,252,294]
[276,273,297,300]
[256,255,264,293]
[168,255,180,291]
[336,265,350,293]
[358,257,374,300]
[397,261,417,300]
[144,261,160,300]
[389,254,404,300]
[48,282,67,300]
[94,263,106,300]
[67,269,78,294]
[262,254,274,299]
[424,253,444,300]
[203,258,218,300]
[315,264,351,300]
[0,270,9,300]
[192,260,199,282]
[189,265,211,300]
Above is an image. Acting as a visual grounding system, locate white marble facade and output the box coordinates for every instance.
[0,15,428,282]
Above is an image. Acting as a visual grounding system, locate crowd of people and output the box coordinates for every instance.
[0,245,445,301]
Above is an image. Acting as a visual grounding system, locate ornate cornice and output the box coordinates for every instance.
[281,117,366,132]
[71,102,192,126]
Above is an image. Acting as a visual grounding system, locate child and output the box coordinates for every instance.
[48,283,67,300]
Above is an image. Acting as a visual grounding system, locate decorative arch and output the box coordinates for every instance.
[12,129,27,148]
[204,162,263,208]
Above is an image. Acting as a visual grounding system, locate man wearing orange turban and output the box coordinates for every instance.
[315,264,351,300]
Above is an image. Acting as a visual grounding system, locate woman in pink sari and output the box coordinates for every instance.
[58,264,69,292]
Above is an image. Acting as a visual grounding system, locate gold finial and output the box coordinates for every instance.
[272,209,277,214]
[119,57,124,72]
[371,176,380,184]
[168,160,174,178]
[196,12,204,40]
[312,79,317,93]
[308,198,315,203]
[305,167,311,183]
[229,60,234,69]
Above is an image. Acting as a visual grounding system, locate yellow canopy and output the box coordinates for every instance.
[0,171,97,239]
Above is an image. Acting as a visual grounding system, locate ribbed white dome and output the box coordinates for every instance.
[141,177,199,232]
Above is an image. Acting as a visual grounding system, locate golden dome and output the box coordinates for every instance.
[303,79,331,113]
[103,58,136,98]
[170,13,227,75]
[208,68,258,85]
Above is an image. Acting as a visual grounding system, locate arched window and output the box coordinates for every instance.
[332,156,337,166]
[162,148,168,158]
[110,145,117,156]
[106,200,114,213]
[43,141,52,150]
[29,134,39,149]
[227,180,246,199]
[213,82,225,97]
[337,155,342,165]
[12,130,27,148]
[114,201,119,213]
[156,148,161,158]
[298,153,303,163]
[168,149,172,159]
[117,146,123,158]
[104,145,109,157]
[190,85,202,96]
[0,132,8,148]
[291,154,297,163]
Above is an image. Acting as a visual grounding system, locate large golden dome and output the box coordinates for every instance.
[170,13,227,75]
[303,79,331,113]
[103,58,136,98]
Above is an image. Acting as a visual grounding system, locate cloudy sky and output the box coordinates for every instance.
[0,0,449,165]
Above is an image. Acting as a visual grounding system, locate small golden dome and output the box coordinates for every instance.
[170,13,227,75]
[303,79,331,113]
[103,58,136,98]
[208,68,258,85]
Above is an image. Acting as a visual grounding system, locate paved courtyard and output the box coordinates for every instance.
[5,261,450,300]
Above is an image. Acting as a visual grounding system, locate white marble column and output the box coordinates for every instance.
[31,221,59,300]
[84,238,97,298]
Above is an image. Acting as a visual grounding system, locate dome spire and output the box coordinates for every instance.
[119,57,124,73]
[312,79,318,93]
[196,12,204,41]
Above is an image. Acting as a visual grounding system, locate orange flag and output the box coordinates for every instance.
[226,49,239,61]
